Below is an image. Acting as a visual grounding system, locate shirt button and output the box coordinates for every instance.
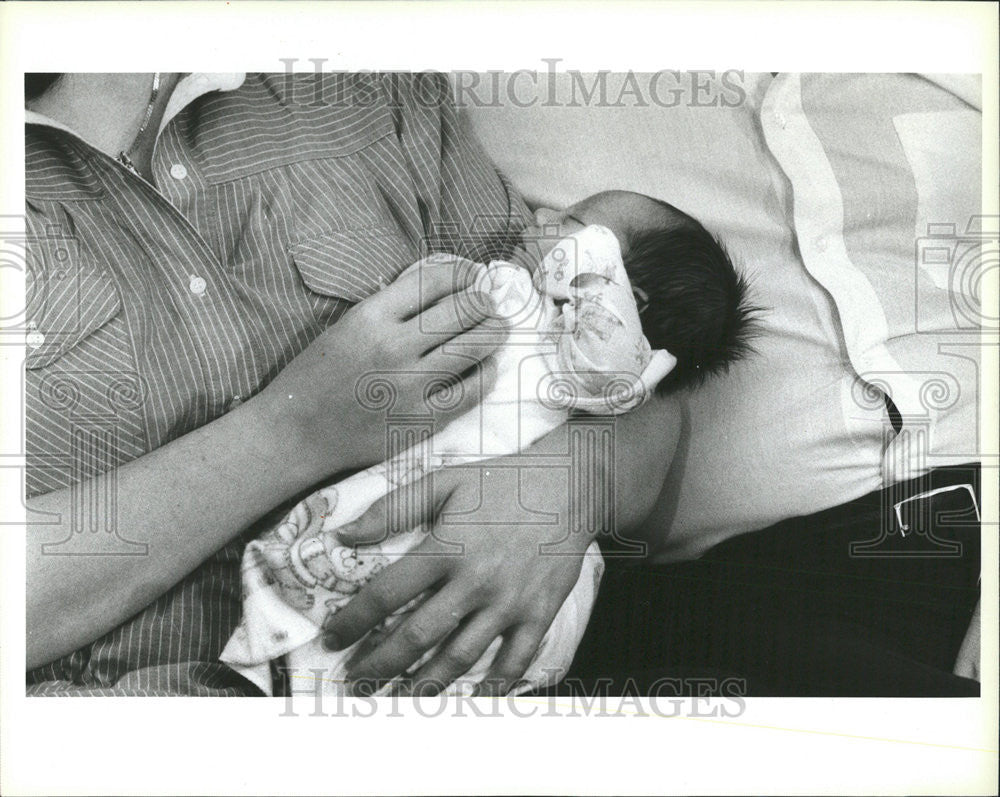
[170,163,188,180]
[189,275,207,295]
[26,327,45,349]
[227,395,243,412]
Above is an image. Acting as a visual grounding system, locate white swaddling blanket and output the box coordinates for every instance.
[220,225,675,695]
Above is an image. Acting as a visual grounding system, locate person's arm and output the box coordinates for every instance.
[26,256,499,670]
[27,396,333,669]
[326,391,681,695]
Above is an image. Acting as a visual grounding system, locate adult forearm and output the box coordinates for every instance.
[25,396,344,670]
[519,392,681,555]
[608,392,681,533]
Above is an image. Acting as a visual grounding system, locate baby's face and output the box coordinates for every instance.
[519,190,674,262]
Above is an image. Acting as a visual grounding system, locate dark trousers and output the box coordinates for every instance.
[544,463,982,697]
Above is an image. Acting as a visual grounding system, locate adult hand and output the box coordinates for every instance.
[321,397,680,696]
[258,254,503,472]
[323,450,589,696]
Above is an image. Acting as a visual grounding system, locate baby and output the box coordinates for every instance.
[221,190,756,696]
[519,190,755,396]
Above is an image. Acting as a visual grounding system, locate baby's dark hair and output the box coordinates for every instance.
[622,200,759,395]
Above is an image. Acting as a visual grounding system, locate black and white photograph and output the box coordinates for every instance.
[1,2,997,795]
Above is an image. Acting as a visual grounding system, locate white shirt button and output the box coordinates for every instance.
[227,395,243,412]
[189,275,207,295]
[170,163,188,180]
[26,328,45,349]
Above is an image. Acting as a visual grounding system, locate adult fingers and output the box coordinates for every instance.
[334,471,456,548]
[381,256,485,321]
[346,584,475,688]
[400,610,502,696]
[420,317,506,372]
[408,288,499,351]
[407,358,499,434]
[475,623,548,697]
[321,552,444,653]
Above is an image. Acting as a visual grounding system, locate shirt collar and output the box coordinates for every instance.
[158,72,246,134]
[25,72,247,138]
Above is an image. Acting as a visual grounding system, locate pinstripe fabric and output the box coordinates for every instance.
[25,72,529,696]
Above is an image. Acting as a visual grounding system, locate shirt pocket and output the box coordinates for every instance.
[289,226,420,304]
[25,265,124,370]
[23,266,139,498]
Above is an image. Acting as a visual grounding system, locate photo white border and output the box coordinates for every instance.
[1,2,997,795]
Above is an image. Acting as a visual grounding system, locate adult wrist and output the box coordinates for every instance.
[237,390,352,487]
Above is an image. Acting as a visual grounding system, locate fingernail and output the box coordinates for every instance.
[335,521,359,541]
[322,632,342,651]
[506,678,531,696]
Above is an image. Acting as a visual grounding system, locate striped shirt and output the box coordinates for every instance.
[25,72,528,695]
